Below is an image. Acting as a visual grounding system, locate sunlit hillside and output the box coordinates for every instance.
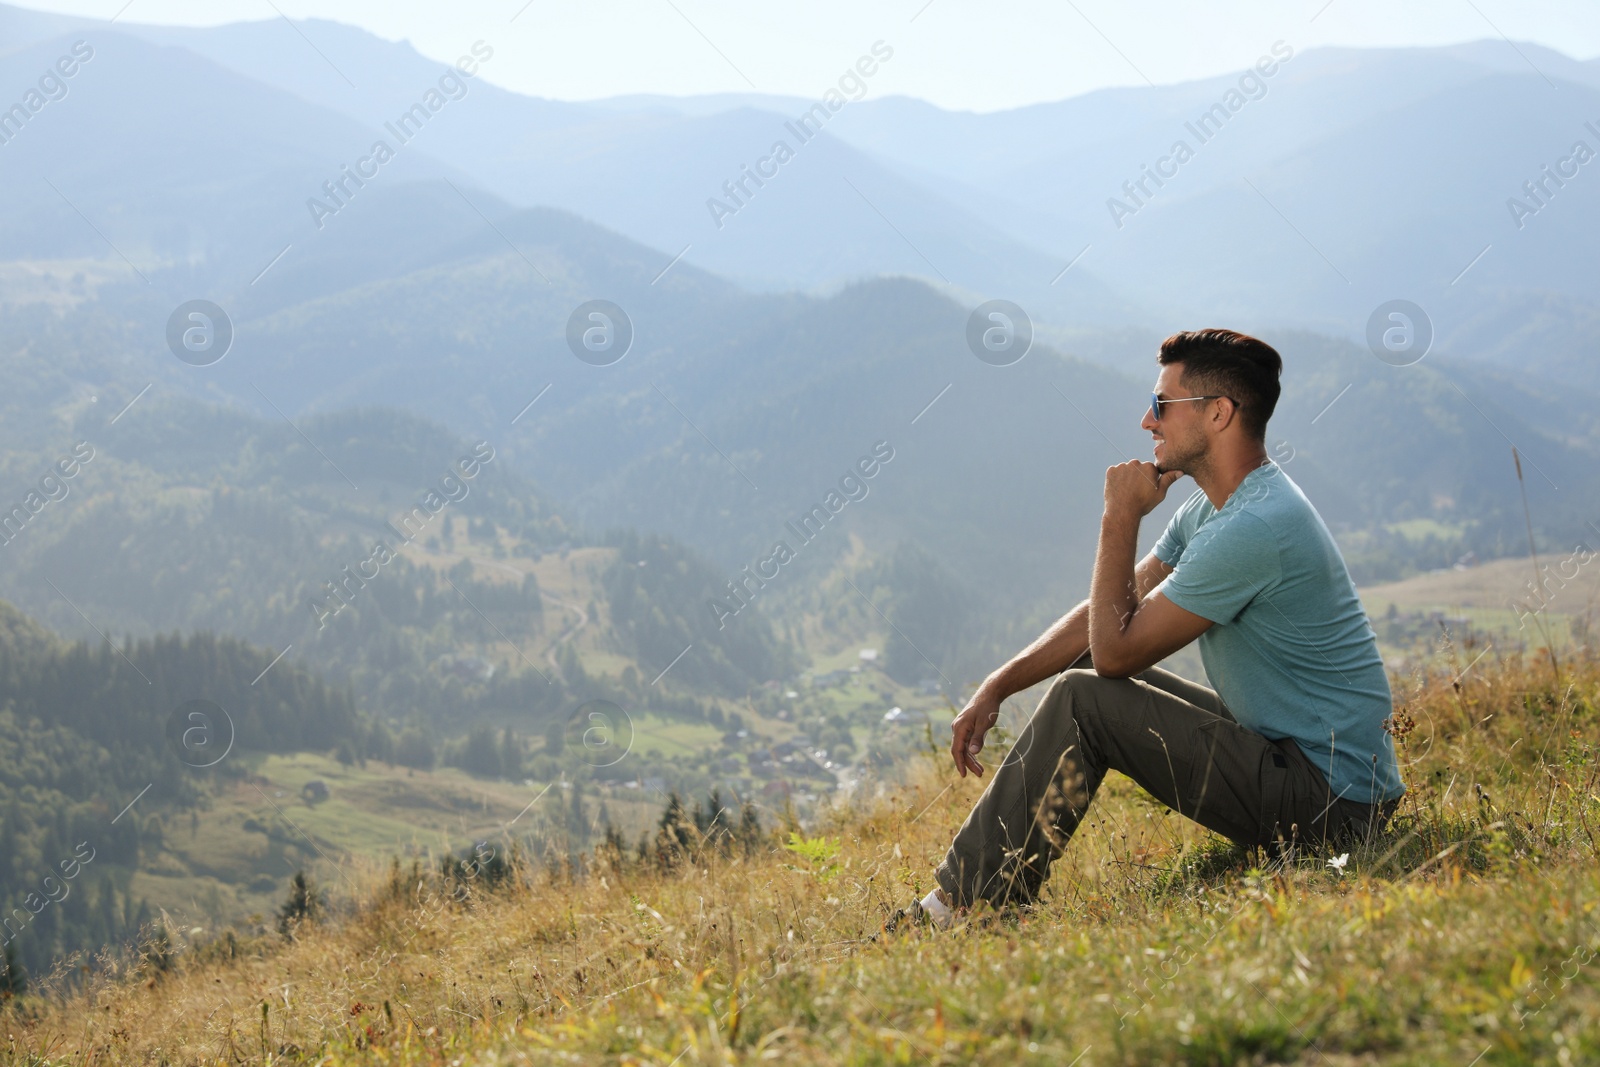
[3,647,1595,1066]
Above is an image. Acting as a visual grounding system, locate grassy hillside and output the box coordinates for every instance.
[4,646,1594,1064]
[1362,554,1600,619]
[1360,554,1599,666]
[120,750,668,931]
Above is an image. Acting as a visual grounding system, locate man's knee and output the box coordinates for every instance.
[1036,667,1130,755]
[1046,667,1124,721]
[1051,665,1114,693]
[1010,669,1096,767]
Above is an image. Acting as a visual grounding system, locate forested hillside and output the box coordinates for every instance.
[0,394,796,733]
[0,601,359,980]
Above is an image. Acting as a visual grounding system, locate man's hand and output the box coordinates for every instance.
[1104,460,1183,521]
[950,688,1002,778]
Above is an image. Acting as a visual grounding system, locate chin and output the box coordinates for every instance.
[1155,454,1188,476]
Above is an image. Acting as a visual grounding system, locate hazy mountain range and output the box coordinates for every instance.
[1,3,1594,635]
[5,7,1599,378]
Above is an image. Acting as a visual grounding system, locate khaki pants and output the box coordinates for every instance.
[935,651,1398,909]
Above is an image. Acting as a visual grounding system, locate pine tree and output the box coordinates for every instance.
[96,875,120,942]
[599,816,627,861]
[655,793,693,862]
[567,780,589,852]
[500,727,521,779]
[706,789,730,844]
[0,805,18,889]
[462,725,500,778]
[737,801,763,853]
[277,870,322,937]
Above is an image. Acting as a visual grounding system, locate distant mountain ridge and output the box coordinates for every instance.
[4,7,1599,386]
[2,2,1596,637]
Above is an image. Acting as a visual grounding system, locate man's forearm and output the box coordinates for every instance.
[977,599,1090,702]
[978,537,1166,704]
[1089,510,1142,671]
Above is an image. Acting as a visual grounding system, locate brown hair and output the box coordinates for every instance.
[1157,328,1282,441]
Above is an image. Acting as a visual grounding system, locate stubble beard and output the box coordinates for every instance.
[1154,430,1208,480]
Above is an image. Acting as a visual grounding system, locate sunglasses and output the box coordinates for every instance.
[1150,393,1235,422]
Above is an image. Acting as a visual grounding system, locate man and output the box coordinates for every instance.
[893,328,1404,931]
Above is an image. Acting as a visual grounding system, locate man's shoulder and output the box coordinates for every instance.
[1234,464,1317,528]
[1235,466,1355,585]
[1192,505,1279,560]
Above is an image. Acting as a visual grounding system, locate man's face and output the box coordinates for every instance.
[1141,363,1210,476]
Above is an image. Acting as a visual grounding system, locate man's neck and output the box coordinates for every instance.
[1192,444,1271,511]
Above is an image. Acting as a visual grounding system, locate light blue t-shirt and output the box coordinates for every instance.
[1152,461,1404,804]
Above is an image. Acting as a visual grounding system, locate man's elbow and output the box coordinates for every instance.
[1091,644,1138,679]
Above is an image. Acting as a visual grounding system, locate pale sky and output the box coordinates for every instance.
[14,0,1600,111]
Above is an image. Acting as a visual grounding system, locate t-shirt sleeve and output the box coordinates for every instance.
[1154,511,1282,625]
[1152,490,1202,566]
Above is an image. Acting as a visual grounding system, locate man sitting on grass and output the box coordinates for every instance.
[890,328,1404,932]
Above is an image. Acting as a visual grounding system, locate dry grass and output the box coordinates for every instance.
[5,644,1599,1066]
